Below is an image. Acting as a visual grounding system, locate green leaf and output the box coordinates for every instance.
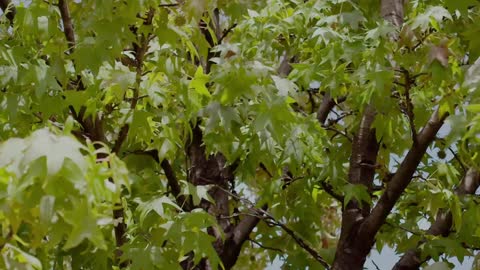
[1,244,42,270]
[63,200,107,250]
[182,181,214,206]
[424,261,450,270]
[189,66,211,97]
[343,184,371,207]
[137,196,182,224]
[23,129,87,176]
[272,75,297,96]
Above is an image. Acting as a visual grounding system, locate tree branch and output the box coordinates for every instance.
[265,217,330,269]
[317,93,346,125]
[221,205,268,269]
[402,69,417,144]
[332,105,379,268]
[216,186,330,269]
[0,0,15,25]
[126,150,193,211]
[248,238,284,253]
[360,109,447,241]
[112,124,129,154]
[320,181,344,202]
[381,0,405,29]
[160,159,182,199]
[159,3,180,7]
[58,0,75,53]
[112,8,154,154]
[218,23,237,44]
[393,168,480,270]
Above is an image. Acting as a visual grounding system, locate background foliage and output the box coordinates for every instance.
[1,0,480,269]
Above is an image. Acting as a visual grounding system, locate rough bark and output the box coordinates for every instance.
[360,111,446,238]
[332,105,379,270]
[392,169,480,270]
[186,123,262,269]
[381,0,405,29]
[331,1,427,269]
[58,0,75,53]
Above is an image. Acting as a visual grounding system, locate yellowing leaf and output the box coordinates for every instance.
[189,66,211,97]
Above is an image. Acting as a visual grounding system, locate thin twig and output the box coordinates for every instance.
[372,260,381,270]
[448,146,466,173]
[386,221,422,236]
[214,185,331,269]
[218,23,237,44]
[325,111,355,127]
[325,126,352,142]
[159,3,179,7]
[112,9,154,153]
[412,31,432,51]
[249,238,284,253]
[319,181,344,202]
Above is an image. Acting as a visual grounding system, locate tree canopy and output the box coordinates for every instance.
[1,0,480,269]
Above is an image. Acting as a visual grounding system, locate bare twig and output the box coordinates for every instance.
[386,221,422,236]
[249,238,284,253]
[159,3,179,7]
[325,126,352,142]
[112,8,154,154]
[214,186,330,269]
[320,181,344,202]
[218,23,237,44]
[447,146,466,173]
[264,217,330,269]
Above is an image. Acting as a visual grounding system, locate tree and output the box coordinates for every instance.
[1,0,480,269]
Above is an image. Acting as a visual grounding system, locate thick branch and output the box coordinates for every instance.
[331,1,406,269]
[393,169,480,270]
[360,110,447,241]
[381,0,405,29]
[58,0,75,53]
[221,206,267,269]
[0,0,15,24]
[216,186,330,269]
[332,105,379,269]
[317,93,346,125]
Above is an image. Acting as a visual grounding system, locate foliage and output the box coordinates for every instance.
[0,0,480,269]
